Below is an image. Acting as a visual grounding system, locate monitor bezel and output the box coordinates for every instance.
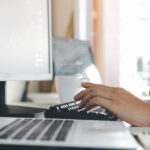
[0,0,53,81]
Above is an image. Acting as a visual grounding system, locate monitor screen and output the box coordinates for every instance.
[0,0,53,81]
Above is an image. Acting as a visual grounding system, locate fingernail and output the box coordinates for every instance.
[74,97,79,101]
[74,95,80,99]
[81,82,85,86]
[74,96,77,99]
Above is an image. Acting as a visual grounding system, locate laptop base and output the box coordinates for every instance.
[0,145,136,150]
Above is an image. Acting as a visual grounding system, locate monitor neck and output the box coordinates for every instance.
[0,81,6,106]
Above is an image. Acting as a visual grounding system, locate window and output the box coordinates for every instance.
[120,0,150,96]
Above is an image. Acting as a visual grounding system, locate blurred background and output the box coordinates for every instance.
[7,0,150,105]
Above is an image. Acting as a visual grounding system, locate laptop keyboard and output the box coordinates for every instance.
[0,119,31,139]
[41,120,62,141]
[0,119,74,142]
[15,119,44,140]
[55,120,74,141]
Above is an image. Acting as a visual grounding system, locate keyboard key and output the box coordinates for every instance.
[55,120,73,141]
[68,105,79,111]
[68,102,76,107]
[0,119,20,133]
[13,119,42,139]
[27,120,52,140]
[0,119,31,139]
[41,120,63,141]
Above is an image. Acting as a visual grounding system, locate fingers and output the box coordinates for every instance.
[78,87,103,108]
[75,86,115,104]
[74,89,89,100]
[74,86,95,100]
[84,96,112,111]
[74,82,96,100]
[81,82,95,88]
[74,83,98,100]
[82,82,115,99]
[84,98,98,110]
[74,82,116,111]
[79,94,94,108]
[79,89,112,109]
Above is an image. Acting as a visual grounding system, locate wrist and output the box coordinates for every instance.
[146,102,150,126]
[143,102,150,126]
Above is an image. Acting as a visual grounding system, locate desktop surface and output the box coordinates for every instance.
[0,105,46,118]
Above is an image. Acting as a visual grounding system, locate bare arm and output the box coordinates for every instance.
[74,82,150,127]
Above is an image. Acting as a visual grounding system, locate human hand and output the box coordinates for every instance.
[74,82,150,126]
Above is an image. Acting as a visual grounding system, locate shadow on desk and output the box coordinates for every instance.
[0,105,46,117]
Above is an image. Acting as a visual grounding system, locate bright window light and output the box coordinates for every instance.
[120,0,150,96]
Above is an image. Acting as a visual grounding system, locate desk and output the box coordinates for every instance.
[130,127,150,150]
[8,93,61,109]
[8,93,149,150]
[1,93,60,118]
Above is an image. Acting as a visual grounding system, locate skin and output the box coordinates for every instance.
[74,82,150,127]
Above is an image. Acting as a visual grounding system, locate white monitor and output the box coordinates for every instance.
[0,0,53,81]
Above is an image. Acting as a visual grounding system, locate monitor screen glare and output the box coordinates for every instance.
[0,0,52,81]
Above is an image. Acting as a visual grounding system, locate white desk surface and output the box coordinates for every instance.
[9,93,61,109]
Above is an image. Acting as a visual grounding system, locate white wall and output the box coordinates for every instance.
[103,0,120,86]
[97,0,120,86]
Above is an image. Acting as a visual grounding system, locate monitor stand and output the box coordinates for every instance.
[0,81,47,117]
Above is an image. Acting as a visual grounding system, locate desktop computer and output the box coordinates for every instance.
[0,0,52,116]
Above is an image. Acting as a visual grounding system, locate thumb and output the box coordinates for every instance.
[81,82,95,88]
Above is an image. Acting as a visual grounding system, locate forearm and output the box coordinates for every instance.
[116,100,150,127]
[128,101,150,127]
[143,102,150,126]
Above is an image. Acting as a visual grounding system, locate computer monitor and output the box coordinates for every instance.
[0,0,53,81]
[0,0,53,116]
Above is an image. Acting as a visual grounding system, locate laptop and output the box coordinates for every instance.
[0,117,138,149]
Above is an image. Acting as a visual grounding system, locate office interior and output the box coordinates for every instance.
[6,0,150,106]
[0,0,150,149]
